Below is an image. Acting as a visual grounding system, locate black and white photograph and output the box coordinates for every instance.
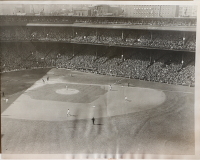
[0,1,199,159]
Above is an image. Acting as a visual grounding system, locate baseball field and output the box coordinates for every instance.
[1,68,194,157]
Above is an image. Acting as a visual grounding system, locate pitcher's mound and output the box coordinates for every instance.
[56,88,79,95]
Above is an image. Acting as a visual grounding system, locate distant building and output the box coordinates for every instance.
[124,5,179,18]
[15,5,25,14]
[90,5,123,16]
[59,9,69,16]
[0,4,197,18]
[178,5,197,17]
[160,5,178,18]
[123,5,160,17]
[73,8,91,16]
[109,6,123,16]
[93,5,109,16]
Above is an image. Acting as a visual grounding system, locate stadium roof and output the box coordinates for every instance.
[25,23,196,32]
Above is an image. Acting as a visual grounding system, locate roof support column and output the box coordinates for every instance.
[72,28,74,38]
[96,46,97,58]
[73,44,74,56]
[96,28,98,42]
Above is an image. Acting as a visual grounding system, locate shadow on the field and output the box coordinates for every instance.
[1,68,52,113]
[126,99,132,102]
[111,90,118,91]
[94,124,103,125]
[70,114,78,117]
[1,134,3,153]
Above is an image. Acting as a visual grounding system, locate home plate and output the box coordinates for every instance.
[56,88,79,95]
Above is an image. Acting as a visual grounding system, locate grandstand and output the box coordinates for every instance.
[1,14,196,156]
[0,15,196,86]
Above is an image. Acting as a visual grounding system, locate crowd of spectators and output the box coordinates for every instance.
[75,18,197,26]
[0,16,197,26]
[56,48,195,86]
[0,27,73,42]
[1,43,195,86]
[0,27,196,52]
[1,43,58,72]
